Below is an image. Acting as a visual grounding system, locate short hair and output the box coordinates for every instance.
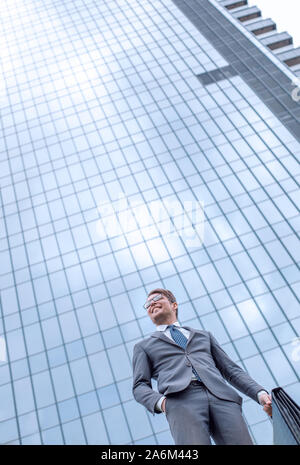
[147,288,178,318]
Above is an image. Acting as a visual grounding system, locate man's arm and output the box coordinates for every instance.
[132,343,163,415]
[209,332,268,404]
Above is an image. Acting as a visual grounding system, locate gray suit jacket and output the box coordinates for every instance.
[132,326,266,414]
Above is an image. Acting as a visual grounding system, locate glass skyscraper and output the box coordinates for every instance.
[1,0,299,445]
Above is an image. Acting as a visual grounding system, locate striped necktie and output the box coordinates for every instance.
[168,324,202,382]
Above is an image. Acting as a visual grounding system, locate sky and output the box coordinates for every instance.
[248,0,300,47]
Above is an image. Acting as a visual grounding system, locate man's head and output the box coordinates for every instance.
[145,288,178,326]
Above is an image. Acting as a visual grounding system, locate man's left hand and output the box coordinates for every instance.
[259,393,272,417]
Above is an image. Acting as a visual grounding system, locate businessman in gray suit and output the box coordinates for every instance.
[132,288,272,445]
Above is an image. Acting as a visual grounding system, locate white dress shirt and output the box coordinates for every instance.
[154,321,268,413]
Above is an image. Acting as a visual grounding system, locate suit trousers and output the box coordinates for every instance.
[164,382,253,445]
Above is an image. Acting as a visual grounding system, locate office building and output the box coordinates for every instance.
[1,0,299,444]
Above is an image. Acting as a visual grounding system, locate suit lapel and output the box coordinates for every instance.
[151,331,182,349]
[182,326,196,348]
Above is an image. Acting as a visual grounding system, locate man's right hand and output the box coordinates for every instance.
[162,398,166,412]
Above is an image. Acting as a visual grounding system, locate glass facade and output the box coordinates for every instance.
[1,0,299,445]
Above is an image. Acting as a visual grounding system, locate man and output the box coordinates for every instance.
[132,288,272,445]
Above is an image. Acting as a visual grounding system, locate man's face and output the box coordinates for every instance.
[146,293,177,325]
